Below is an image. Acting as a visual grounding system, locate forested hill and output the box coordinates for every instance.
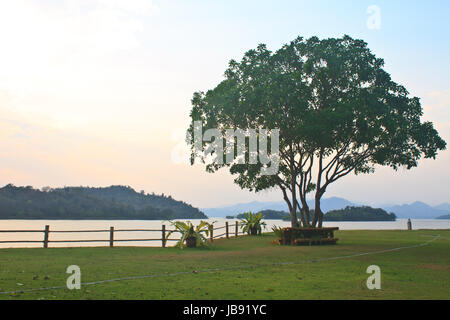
[232,206,397,222]
[0,184,207,220]
[323,206,396,221]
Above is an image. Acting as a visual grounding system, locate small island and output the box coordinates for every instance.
[323,206,396,221]
[229,210,288,220]
[230,206,396,222]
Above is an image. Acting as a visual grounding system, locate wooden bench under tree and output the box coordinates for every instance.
[281,227,339,246]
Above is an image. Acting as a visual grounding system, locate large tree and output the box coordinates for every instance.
[187,35,446,228]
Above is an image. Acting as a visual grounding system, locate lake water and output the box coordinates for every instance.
[0,218,449,248]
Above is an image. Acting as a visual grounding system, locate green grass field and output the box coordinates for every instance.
[0,229,449,300]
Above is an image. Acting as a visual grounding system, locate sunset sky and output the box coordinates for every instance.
[1,0,449,208]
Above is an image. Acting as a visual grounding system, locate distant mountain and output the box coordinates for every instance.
[434,203,450,211]
[204,197,450,219]
[203,200,287,218]
[318,197,357,212]
[384,201,450,219]
[0,184,207,220]
[203,197,356,217]
[436,214,450,219]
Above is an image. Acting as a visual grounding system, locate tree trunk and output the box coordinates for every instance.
[316,208,323,228]
[299,198,310,227]
[298,207,306,227]
[290,207,299,228]
[280,184,298,228]
[305,207,311,227]
[312,149,324,228]
[290,168,299,228]
[313,191,324,228]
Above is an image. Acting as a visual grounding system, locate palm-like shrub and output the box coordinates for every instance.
[271,225,283,245]
[271,225,283,239]
[239,212,266,235]
[166,220,211,248]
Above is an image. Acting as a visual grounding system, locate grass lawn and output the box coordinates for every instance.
[0,229,449,300]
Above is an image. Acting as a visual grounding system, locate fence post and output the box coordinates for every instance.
[210,223,214,242]
[226,222,229,239]
[235,221,238,237]
[162,224,166,248]
[109,227,114,247]
[43,225,49,248]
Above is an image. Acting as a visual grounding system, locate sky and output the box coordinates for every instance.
[0,0,449,208]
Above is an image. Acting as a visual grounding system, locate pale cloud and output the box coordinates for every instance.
[424,88,450,117]
[0,0,157,93]
[0,105,170,190]
[0,89,16,106]
[0,0,156,56]
[0,0,160,128]
[84,0,158,15]
[422,88,450,141]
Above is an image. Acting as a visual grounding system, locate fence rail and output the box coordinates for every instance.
[0,221,246,248]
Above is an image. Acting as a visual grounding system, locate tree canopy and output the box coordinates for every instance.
[188,35,446,228]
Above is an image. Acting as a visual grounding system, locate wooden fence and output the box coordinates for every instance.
[0,221,245,248]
